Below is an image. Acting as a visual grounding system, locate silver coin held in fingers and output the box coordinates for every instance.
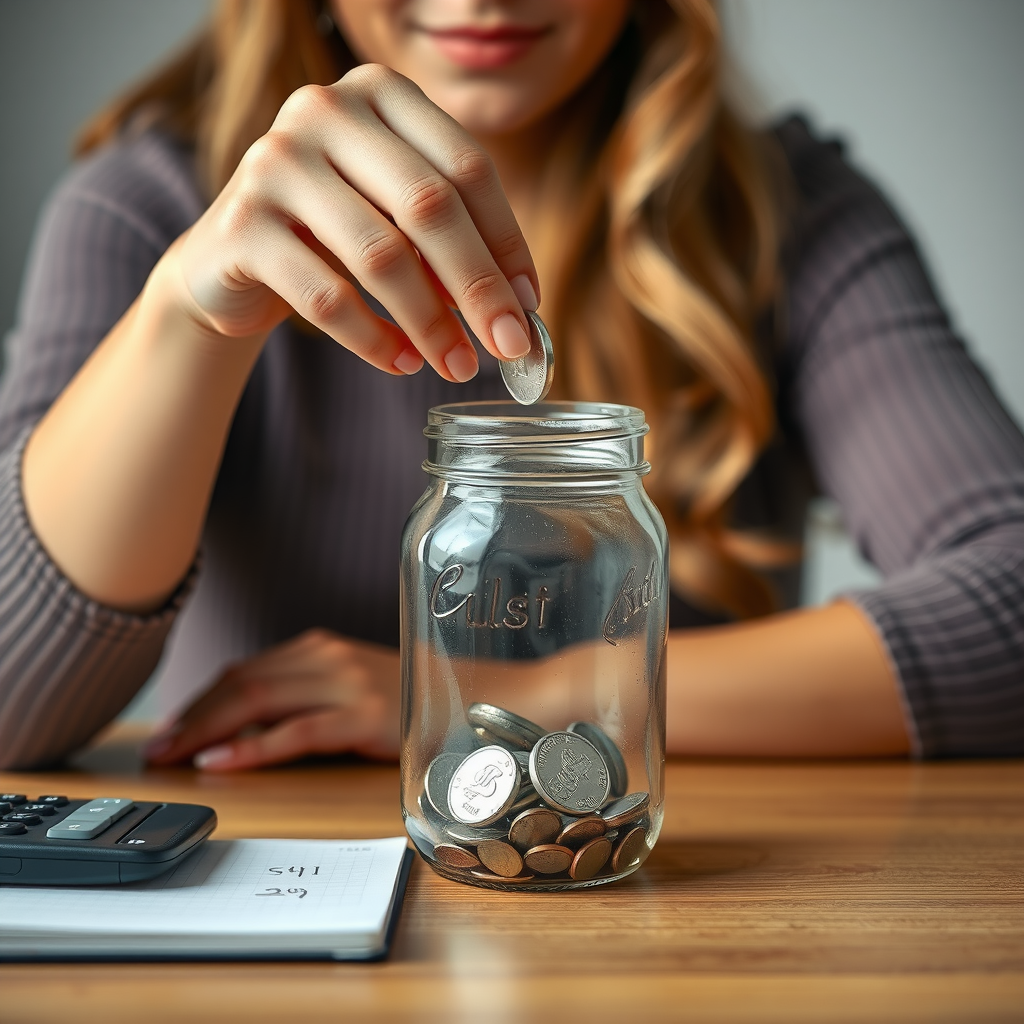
[499,310,554,405]
[447,745,520,826]
[529,731,610,815]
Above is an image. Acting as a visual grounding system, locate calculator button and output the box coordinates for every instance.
[36,795,69,807]
[0,802,14,815]
[46,798,135,840]
[21,803,57,816]
[0,821,27,835]
[3,813,41,826]
[0,794,26,805]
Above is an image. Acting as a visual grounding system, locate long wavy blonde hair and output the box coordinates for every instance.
[78,0,793,619]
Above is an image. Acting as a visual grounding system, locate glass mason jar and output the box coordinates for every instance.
[400,401,668,891]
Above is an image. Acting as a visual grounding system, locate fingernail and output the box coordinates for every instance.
[194,744,234,770]
[491,313,531,359]
[444,343,479,382]
[510,274,539,312]
[392,348,423,375]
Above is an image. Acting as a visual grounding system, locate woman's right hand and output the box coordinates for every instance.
[170,63,540,382]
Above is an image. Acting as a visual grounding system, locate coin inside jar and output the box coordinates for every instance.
[476,839,525,878]
[432,843,481,870]
[529,731,610,815]
[523,844,574,875]
[444,822,510,846]
[569,836,613,881]
[557,815,607,849]
[508,807,562,851]
[423,752,464,819]
[467,702,546,751]
[447,746,520,826]
[498,310,554,405]
[470,870,535,885]
[610,825,648,873]
[601,791,650,829]
[567,721,628,799]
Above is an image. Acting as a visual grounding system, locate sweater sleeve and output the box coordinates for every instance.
[779,118,1024,757]
[0,133,203,768]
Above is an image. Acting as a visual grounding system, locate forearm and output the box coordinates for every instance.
[666,600,910,757]
[22,240,266,614]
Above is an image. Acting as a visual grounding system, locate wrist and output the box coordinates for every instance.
[137,236,269,369]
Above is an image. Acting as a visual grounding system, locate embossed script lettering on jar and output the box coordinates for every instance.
[429,564,552,632]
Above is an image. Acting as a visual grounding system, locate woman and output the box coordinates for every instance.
[0,1,1020,770]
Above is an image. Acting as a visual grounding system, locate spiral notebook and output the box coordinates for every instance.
[0,836,412,962]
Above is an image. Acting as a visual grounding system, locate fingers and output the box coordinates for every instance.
[279,72,539,365]
[142,630,401,769]
[243,220,427,376]
[191,704,397,772]
[143,667,345,765]
[362,68,540,301]
[274,155,478,382]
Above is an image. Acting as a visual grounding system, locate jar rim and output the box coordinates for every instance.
[424,401,649,446]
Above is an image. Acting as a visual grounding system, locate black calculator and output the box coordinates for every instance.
[0,794,216,885]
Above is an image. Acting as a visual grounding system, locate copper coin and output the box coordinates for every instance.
[569,836,612,881]
[476,839,525,878]
[611,826,647,873]
[557,815,607,848]
[601,791,650,829]
[523,844,574,875]
[433,843,481,870]
[470,870,536,885]
[508,807,562,851]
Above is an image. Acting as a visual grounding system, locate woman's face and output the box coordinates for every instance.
[330,0,633,139]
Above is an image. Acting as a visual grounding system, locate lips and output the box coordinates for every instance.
[422,24,549,70]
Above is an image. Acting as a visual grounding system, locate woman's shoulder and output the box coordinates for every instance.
[768,114,921,344]
[46,128,205,251]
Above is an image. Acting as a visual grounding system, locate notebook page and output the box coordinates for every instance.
[0,837,408,937]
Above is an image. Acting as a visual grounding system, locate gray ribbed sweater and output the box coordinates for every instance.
[1,117,1022,766]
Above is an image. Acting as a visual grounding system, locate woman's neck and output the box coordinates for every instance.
[475,116,560,249]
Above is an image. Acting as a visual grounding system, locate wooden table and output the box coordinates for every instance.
[3,725,1022,1023]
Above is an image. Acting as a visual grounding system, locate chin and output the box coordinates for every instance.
[419,81,550,138]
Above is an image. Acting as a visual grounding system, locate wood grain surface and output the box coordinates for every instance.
[2,723,1022,1023]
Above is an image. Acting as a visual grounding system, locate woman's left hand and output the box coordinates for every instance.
[142,629,400,770]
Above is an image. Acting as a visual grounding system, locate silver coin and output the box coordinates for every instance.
[405,814,439,854]
[443,723,484,755]
[467,702,546,751]
[444,821,510,846]
[600,791,650,829]
[447,745,521,826]
[508,779,541,816]
[499,310,554,405]
[424,752,464,819]
[416,792,449,839]
[529,731,610,816]
[567,721,628,798]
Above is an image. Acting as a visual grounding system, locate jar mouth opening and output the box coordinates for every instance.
[424,401,648,446]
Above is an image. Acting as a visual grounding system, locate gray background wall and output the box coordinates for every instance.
[1,0,1022,615]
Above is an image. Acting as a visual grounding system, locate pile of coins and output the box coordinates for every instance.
[408,702,651,888]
